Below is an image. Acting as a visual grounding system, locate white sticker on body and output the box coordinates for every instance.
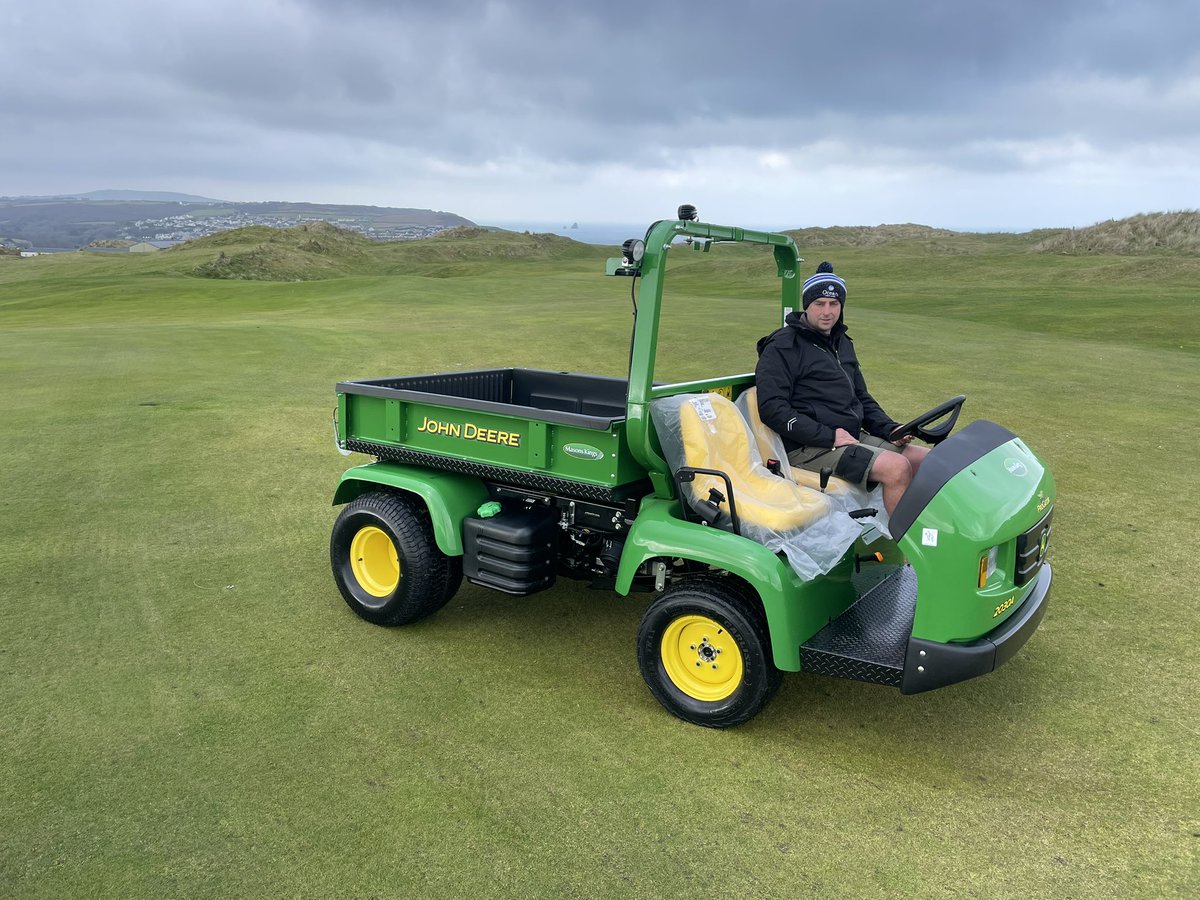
[690,397,717,422]
[922,527,938,547]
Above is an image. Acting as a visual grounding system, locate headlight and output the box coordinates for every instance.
[978,545,998,588]
[620,238,645,266]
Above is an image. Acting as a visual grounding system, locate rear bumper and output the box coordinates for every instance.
[900,564,1052,694]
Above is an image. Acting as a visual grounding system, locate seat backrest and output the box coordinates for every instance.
[737,387,854,496]
[676,393,829,532]
[736,387,796,483]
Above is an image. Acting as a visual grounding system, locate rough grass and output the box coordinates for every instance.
[1,236,1197,898]
[184,221,610,281]
[784,223,962,247]
[1034,210,1200,255]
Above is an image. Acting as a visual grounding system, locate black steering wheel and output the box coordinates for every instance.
[889,395,966,446]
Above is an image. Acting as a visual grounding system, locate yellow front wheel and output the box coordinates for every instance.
[660,615,745,702]
[638,577,782,728]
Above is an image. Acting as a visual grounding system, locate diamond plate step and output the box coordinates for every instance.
[800,565,918,687]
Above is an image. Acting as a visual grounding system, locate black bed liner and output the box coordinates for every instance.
[338,368,629,430]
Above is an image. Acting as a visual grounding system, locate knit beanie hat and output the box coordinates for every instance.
[801,261,846,309]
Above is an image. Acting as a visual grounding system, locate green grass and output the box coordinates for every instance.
[1,231,1197,898]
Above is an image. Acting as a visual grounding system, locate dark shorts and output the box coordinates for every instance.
[786,434,902,488]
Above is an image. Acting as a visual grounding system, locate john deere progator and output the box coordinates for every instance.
[329,207,1054,727]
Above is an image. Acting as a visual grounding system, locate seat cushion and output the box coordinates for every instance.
[677,394,830,532]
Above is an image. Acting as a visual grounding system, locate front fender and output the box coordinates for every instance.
[333,462,488,556]
[894,424,1056,644]
[614,498,855,671]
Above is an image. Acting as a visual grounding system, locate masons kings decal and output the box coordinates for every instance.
[563,442,605,461]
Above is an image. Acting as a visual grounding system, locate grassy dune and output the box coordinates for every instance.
[1,227,1197,897]
[1034,210,1200,255]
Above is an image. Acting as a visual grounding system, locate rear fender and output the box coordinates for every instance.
[333,462,488,556]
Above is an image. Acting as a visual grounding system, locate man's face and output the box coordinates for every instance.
[806,297,841,334]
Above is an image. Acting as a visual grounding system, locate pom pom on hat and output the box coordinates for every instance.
[801,261,846,308]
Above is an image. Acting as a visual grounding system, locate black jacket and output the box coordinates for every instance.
[755,312,899,451]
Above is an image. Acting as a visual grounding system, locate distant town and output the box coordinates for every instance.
[124,210,453,244]
[0,194,476,251]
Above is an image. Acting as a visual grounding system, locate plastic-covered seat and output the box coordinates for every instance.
[675,393,831,531]
[737,387,856,496]
[651,393,867,580]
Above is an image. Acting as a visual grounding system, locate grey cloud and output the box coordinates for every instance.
[2,0,1198,220]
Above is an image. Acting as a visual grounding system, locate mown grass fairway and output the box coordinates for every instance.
[1,229,1197,897]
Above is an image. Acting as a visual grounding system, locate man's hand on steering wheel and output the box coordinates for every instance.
[888,395,967,446]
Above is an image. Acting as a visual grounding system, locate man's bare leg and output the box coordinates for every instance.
[902,444,929,478]
[868,451,914,516]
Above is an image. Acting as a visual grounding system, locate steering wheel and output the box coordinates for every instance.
[889,395,966,446]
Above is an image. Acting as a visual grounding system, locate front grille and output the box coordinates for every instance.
[1015,507,1053,587]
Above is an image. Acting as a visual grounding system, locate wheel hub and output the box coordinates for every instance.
[696,639,719,665]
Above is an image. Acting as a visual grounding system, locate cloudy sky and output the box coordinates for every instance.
[3,0,1198,230]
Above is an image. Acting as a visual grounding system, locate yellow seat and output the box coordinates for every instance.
[676,394,830,532]
[738,387,855,496]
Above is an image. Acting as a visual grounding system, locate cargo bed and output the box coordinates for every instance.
[336,368,650,501]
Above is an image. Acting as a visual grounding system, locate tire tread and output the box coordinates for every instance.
[330,490,455,626]
[637,574,783,728]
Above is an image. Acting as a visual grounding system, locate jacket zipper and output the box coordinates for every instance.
[815,334,856,389]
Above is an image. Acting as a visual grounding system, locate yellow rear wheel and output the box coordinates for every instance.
[330,491,458,626]
[349,525,400,597]
[660,614,745,702]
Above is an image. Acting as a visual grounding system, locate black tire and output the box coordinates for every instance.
[330,490,457,626]
[441,556,464,604]
[637,576,783,728]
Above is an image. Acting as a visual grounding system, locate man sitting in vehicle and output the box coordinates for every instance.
[755,262,928,516]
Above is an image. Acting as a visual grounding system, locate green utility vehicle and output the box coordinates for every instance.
[330,208,1054,727]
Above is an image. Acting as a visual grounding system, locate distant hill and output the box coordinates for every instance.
[1034,211,1200,255]
[4,189,222,203]
[77,190,222,203]
[186,221,607,281]
[0,194,475,249]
